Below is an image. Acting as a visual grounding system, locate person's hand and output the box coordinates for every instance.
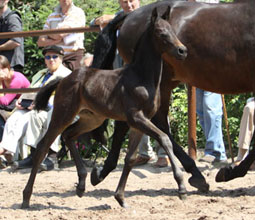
[94,14,115,29]
[16,98,24,110]
[27,103,34,110]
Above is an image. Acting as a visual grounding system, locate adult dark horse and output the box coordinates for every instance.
[21,8,188,208]
[90,0,255,193]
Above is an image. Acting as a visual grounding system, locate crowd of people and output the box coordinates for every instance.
[0,0,253,172]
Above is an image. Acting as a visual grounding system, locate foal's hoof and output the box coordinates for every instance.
[215,167,230,182]
[188,176,209,193]
[91,167,103,186]
[21,201,30,209]
[75,183,85,198]
[114,194,128,208]
[178,192,187,200]
[76,187,85,198]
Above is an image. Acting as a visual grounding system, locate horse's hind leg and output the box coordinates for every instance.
[61,121,87,198]
[63,114,106,197]
[216,145,255,182]
[91,120,129,186]
[114,129,142,208]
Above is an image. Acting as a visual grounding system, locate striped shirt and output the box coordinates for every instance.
[43,3,86,54]
[196,0,219,3]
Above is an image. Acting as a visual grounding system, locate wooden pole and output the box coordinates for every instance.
[221,95,234,163]
[188,85,197,160]
[0,26,100,39]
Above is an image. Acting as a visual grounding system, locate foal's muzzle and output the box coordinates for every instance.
[176,45,188,60]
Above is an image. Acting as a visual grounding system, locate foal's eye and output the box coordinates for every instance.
[159,32,167,38]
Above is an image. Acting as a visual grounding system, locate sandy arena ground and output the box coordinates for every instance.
[0,153,255,220]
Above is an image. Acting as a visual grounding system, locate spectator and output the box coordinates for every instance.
[234,97,255,169]
[0,45,71,169]
[196,88,227,164]
[37,0,85,71]
[0,0,24,72]
[187,0,228,165]
[0,55,30,147]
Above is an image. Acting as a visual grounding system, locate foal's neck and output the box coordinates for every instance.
[132,27,162,82]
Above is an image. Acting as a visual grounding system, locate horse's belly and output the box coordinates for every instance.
[167,58,254,94]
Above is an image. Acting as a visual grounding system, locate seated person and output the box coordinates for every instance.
[234,97,255,169]
[0,55,30,141]
[0,45,71,169]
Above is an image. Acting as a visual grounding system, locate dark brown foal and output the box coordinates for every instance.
[21,7,187,208]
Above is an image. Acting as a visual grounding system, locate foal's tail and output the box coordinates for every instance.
[91,11,128,69]
[34,78,62,111]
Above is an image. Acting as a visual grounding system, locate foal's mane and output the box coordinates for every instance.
[131,7,170,63]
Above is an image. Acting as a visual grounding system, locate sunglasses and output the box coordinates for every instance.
[44,55,59,60]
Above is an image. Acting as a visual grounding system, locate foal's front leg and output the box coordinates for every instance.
[130,114,186,199]
[114,129,142,208]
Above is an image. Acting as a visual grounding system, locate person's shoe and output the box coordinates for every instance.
[12,155,33,170]
[39,156,58,171]
[4,153,13,165]
[212,158,228,166]
[0,156,7,169]
[133,155,152,166]
[199,154,216,163]
[153,157,170,167]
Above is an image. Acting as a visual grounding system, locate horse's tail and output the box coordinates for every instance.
[91,11,128,69]
[34,78,62,111]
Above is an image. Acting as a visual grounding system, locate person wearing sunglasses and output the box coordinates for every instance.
[0,45,71,169]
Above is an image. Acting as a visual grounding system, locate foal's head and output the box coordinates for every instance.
[151,7,187,60]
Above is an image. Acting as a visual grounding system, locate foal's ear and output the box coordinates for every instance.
[162,6,170,21]
[151,7,159,24]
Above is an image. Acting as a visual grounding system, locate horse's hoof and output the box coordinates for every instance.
[188,176,209,193]
[21,201,29,209]
[215,167,227,182]
[91,167,103,186]
[178,192,187,200]
[76,187,85,198]
[114,194,128,208]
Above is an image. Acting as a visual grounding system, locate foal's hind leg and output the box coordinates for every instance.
[22,104,79,208]
[22,121,71,208]
[91,121,129,186]
[62,115,105,197]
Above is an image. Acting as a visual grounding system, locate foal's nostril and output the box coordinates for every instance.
[178,46,187,58]
[178,48,184,55]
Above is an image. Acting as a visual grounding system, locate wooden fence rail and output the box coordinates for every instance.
[0,26,199,159]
